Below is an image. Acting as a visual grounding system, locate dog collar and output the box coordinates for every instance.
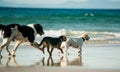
[82,37,85,42]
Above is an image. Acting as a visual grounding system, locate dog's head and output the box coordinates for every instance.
[59,35,67,42]
[34,24,44,35]
[81,34,90,41]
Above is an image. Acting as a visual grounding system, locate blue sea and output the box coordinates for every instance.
[0,7,120,44]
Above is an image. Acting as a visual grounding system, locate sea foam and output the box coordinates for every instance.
[0,29,120,44]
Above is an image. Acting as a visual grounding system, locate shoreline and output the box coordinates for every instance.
[0,43,120,72]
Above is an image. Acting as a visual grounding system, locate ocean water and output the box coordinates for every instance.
[0,7,120,44]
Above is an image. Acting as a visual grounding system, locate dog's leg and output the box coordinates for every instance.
[5,41,11,56]
[47,46,52,56]
[11,41,21,57]
[31,42,42,51]
[5,44,11,56]
[66,45,69,55]
[0,44,6,56]
[78,46,82,55]
[58,48,64,54]
[80,47,82,54]
[0,38,11,57]
[58,46,68,56]
[41,46,45,54]
[0,45,5,58]
[49,48,54,57]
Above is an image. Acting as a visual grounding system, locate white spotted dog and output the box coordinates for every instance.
[63,34,90,55]
[0,23,44,57]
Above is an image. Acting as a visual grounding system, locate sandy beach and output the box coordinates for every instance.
[0,66,120,72]
[0,44,120,72]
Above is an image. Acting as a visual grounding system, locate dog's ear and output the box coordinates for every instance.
[81,34,90,40]
[11,25,18,31]
[34,24,44,35]
[59,35,67,41]
[85,35,90,40]
[0,24,5,30]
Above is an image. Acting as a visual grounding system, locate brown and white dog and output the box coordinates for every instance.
[62,34,90,55]
[39,35,67,57]
[0,23,44,57]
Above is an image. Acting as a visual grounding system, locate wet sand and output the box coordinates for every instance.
[0,44,120,72]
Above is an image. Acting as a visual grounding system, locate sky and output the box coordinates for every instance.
[0,0,120,9]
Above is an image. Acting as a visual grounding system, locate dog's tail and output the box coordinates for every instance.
[0,24,6,30]
[38,39,44,46]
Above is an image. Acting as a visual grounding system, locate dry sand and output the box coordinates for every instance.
[0,66,120,72]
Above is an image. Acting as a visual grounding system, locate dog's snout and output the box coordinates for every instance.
[87,36,90,40]
[39,31,44,35]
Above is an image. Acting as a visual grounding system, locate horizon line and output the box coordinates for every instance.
[0,6,120,10]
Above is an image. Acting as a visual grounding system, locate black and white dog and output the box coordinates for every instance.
[0,23,44,57]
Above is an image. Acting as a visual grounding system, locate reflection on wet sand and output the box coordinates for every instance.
[0,56,19,67]
[68,55,83,66]
[42,56,63,66]
[0,55,83,67]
